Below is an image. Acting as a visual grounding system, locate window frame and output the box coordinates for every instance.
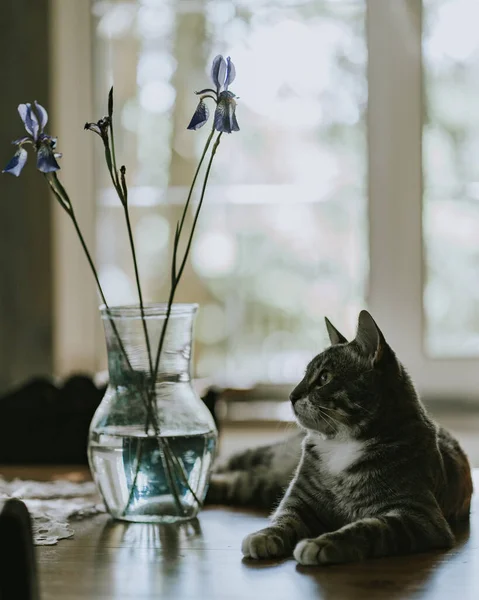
[368,0,479,403]
[50,0,103,376]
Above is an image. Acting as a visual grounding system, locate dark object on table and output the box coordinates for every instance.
[0,499,39,600]
[0,375,220,464]
[0,375,103,464]
[200,386,221,430]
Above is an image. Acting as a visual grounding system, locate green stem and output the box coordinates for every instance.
[151,287,176,394]
[123,203,156,435]
[123,438,144,515]
[44,172,182,517]
[44,173,134,374]
[104,92,181,516]
[123,205,154,376]
[164,439,201,506]
[176,126,215,251]
[109,118,121,191]
[143,128,217,421]
[105,104,156,429]
[77,98,223,518]
[106,101,154,381]
[151,131,222,388]
[46,174,107,306]
[160,438,186,516]
[176,133,222,283]
[104,146,122,199]
[131,131,223,511]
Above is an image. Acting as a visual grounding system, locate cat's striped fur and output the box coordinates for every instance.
[208,311,473,565]
[206,432,302,508]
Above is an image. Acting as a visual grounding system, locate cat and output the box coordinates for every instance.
[207,310,473,565]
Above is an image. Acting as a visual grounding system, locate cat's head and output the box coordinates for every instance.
[290,310,415,437]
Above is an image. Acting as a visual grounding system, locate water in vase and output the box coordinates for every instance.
[89,427,216,523]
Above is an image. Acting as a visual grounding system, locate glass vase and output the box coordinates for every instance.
[88,304,217,523]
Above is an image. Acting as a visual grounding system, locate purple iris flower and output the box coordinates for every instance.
[2,102,61,177]
[187,55,239,134]
[84,116,111,143]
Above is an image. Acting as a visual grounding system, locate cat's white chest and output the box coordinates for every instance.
[313,436,364,475]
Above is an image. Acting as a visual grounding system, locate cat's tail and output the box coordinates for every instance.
[205,432,303,509]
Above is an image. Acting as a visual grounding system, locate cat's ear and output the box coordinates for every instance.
[325,317,348,345]
[354,310,386,363]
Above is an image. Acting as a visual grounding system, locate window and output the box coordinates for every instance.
[92,0,368,385]
[423,0,479,358]
[52,1,479,401]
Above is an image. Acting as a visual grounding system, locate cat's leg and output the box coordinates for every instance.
[242,458,329,559]
[206,432,303,509]
[206,468,286,509]
[294,501,454,566]
[242,508,316,560]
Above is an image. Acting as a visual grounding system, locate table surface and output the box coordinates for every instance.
[16,468,474,600]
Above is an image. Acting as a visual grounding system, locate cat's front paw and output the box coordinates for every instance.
[241,528,289,560]
[294,534,358,566]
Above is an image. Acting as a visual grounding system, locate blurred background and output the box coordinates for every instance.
[1,0,479,448]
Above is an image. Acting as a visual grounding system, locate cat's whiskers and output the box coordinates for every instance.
[319,405,341,416]
[319,406,343,427]
[317,412,335,434]
[349,400,373,415]
[317,408,340,434]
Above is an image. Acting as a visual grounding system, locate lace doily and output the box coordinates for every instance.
[0,478,105,545]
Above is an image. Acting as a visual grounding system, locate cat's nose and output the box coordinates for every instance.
[289,389,301,406]
[290,381,306,405]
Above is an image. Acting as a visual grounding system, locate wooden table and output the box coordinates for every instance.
[25,469,477,599]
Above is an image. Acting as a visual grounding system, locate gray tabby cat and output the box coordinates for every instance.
[207,311,472,565]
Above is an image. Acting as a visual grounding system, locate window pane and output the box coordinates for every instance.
[423,0,479,357]
[92,0,367,384]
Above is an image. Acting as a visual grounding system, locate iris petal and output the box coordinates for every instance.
[34,101,48,130]
[27,104,40,140]
[18,104,34,136]
[36,143,61,173]
[2,148,28,177]
[211,55,227,91]
[231,111,240,132]
[214,103,229,133]
[225,57,236,90]
[214,92,239,133]
[12,136,31,146]
[187,100,210,131]
[84,122,101,135]
[38,133,56,146]
[18,103,40,140]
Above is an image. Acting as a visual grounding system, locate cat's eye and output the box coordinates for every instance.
[319,371,333,386]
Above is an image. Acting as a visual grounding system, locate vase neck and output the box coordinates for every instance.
[102,307,196,385]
